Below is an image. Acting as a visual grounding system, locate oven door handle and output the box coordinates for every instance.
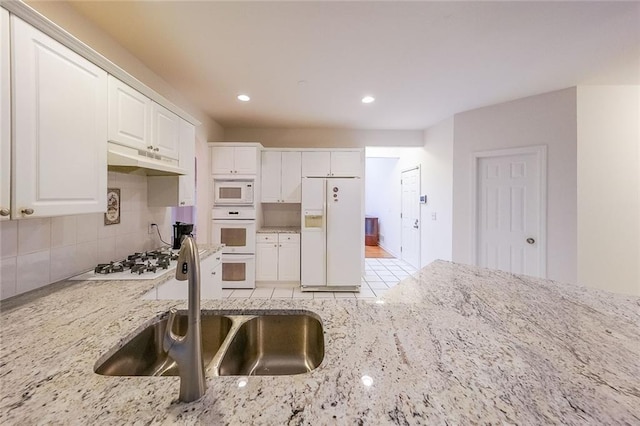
[221,254,255,261]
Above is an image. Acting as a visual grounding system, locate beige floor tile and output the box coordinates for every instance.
[251,288,274,299]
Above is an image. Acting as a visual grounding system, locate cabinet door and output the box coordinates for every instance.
[278,241,300,281]
[301,151,331,177]
[281,151,302,202]
[108,76,151,151]
[211,146,234,174]
[177,120,195,206]
[152,102,180,160]
[256,242,278,281]
[0,9,10,220]
[261,151,281,202]
[331,151,362,177]
[12,16,107,218]
[233,146,258,175]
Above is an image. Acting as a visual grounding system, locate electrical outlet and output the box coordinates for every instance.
[148,223,156,235]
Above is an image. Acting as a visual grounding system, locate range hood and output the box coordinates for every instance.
[107,143,186,176]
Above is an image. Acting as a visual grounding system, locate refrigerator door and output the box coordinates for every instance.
[301,178,326,287]
[326,179,362,286]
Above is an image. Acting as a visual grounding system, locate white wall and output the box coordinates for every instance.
[0,172,172,300]
[452,88,578,284]
[365,157,400,256]
[224,128,423,148]
[421,118,454,265]
[577,85,640,295]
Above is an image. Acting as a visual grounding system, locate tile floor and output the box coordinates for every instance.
[221,258,418,300]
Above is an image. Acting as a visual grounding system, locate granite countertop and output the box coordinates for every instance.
[1,257,639,424]
[257,226,301,234]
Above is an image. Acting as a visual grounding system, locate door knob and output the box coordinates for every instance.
[526,238,535,244]
[0,208,9,217]
[21,208,34,216]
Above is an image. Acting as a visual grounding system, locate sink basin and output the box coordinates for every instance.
[95,313,232,376]
[217,314,324,376]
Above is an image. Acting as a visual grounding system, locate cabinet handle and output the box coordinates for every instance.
[180,201,185,205]
[212,271,216,275]
[147,145,154,150]
[21,208,34,216]
[154,147,160,152]
[0,208,9,217]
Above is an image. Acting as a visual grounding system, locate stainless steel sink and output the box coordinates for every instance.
[95,311,324,377]
[217,314,324,376]
[95,313,232,376]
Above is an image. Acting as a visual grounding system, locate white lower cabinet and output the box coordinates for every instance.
[154,252,222,300]
[11,16,107,218]
[256,233,300,282]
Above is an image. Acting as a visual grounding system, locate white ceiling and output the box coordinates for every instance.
[65,1,640,130]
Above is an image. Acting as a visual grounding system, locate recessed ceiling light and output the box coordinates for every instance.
[237,94,250,102]
[362,96,375,104]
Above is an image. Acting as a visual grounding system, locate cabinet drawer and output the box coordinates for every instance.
[278,233,300,243]
[257,233,278,243]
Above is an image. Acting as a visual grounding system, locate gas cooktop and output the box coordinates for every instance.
[70,248,180,281]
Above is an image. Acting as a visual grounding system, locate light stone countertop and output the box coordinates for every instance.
[257,227,301,234]
[1,258,639,425]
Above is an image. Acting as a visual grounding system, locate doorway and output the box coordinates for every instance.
[473,146,547,277]
[400,167,420,268]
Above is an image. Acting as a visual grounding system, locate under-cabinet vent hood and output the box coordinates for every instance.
[107,143,186,176]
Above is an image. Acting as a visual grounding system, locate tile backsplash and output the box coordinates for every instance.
[0,171,173,300]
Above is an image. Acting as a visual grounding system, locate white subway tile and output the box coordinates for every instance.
[76,213,100,243]
[50,245,76,282]
[18,218,51,255]
[0,257,17,299]
[16,250,50,293]
[0,220,18,258]
[50,216,77,248]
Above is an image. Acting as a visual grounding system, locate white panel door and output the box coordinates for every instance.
[302,151,331,177]
[331,151,362,177]
[401,169,420,268]
[261,151,281,202]
[0,8,10,220]
[281,151,302,202]
[12,16,107,218]
[233,147,257,174]
[326,179,362,286]
[477,153,541,276]
[152,102,180,160]
[108,76,151,151]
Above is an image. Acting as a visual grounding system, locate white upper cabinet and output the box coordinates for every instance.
[108,76,152,151]
[151,102,180,160]
[0,8,10,220]
[330,151,363,177]
[261,151,302,203]
[210,145,258,175]
[261,151,281,202]
[301,150,363,177]
[147,119,196,207]
[301,151,331,177]
[11,16,107,218]
[281,151,302,202]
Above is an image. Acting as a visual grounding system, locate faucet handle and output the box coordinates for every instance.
[163,309,181,352]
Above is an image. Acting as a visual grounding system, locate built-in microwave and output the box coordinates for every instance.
[213,179,254,205]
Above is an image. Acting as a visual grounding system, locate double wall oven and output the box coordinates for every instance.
[212,180,256,289]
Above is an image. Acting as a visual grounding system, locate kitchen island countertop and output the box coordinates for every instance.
[1,257,638,425]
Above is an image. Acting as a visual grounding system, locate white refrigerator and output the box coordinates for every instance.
[301,177,362,289]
